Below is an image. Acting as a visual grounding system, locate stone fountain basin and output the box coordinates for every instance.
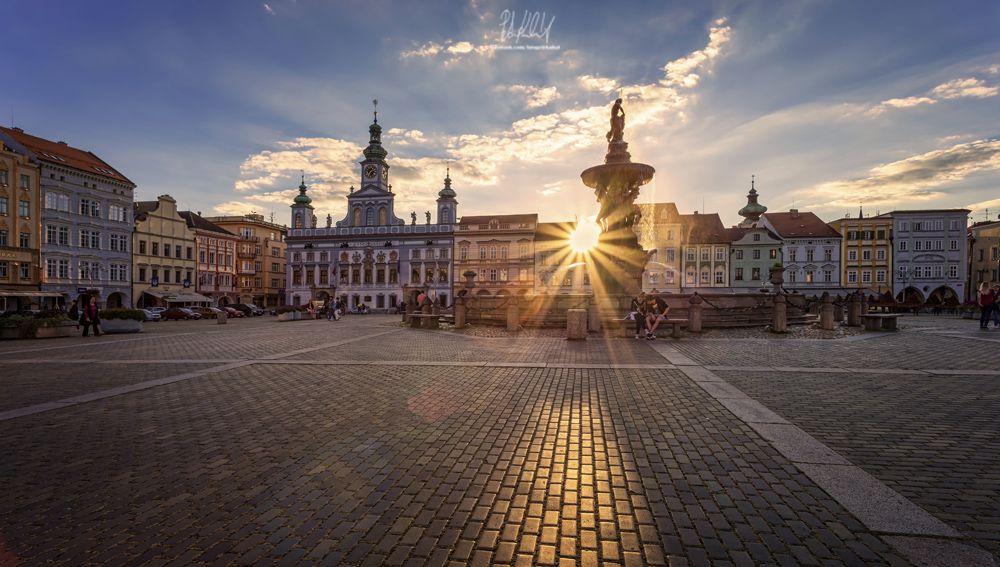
[581,162,655,188]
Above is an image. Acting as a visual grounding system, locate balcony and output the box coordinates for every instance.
[237,251,256,259]
[239,236,261,243]
[237,268,256,275]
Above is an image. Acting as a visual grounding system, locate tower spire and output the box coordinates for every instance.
[373,99,378,124]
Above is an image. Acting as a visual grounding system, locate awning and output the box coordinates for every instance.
[0,291,66,297]
[142,290,211,303]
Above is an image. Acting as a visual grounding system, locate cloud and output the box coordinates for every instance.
[931,77,999,99]
[538,181,562,196]
[233,20,732,216]
[867,96,936,115]
[494,85,561,109]
[578,75,617,93]
[400,40,492,61]
[807,139,1000,208]
[263,3,274,16]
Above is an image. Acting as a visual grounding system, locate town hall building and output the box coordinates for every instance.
[285,112,457,310]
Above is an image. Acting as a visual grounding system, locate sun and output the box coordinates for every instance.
[568,223,600,253]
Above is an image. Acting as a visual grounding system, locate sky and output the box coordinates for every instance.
[4,0,1000,229]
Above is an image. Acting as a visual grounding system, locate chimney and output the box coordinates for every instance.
[57,140,67,145]
[197,211,202,216]
[11,127,23,132]
[790,209,799,219]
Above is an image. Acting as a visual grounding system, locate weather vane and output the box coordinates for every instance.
[373,99,378,123]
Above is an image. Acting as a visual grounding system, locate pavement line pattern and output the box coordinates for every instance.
[647,342,999,567]
[0,329,402,423]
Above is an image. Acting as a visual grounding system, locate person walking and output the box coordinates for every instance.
[68,300,80,331]
[991,284,1000,329]
[977,282,994,330]
[80,296,101,337]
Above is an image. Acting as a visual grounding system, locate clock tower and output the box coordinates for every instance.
[360,101,390,193]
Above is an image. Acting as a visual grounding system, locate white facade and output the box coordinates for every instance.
[886,210,969,302]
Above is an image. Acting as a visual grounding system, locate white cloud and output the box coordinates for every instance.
[931,77,999,99]
[867,96,937,115]
[494,85,561,109]
[807,139,1000,208]
[400,42,443,59]
[263,3,274,15]
[400,40,492,61]
[661,19,731,87]
[578,75,617,93]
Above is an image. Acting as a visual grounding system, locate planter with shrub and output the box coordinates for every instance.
[0,310,73,340]
[98,309,146,334]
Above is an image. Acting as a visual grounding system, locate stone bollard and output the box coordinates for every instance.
[454,297,466,329]
[833,294,844,322]
[847,294,861,327]
[429,299,441,330]
[861,294,869,315]
[506,298,519,331]
[772,293,787,332]
[567,309,588,340]
[809,295,820,316]
[217,313,227,324]
[404,302,413,323]
[820,293,834,330]
[688,294,703,333]
[588,297,601,332]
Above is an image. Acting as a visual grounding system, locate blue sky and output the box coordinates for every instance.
[5,0,1000,228]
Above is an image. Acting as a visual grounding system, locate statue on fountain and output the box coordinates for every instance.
[606,98,625,143]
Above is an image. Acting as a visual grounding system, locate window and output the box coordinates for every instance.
[667,229,675,240]
[0,262,5,278]
[460,247,468,260]
[950,240,958,251]
[934,265,942,278]
[824,249,832,261]
[949,265,958,278]
[924,266,932,278]
[924,240,932,250]
[735,250,743,260]
[665,249,675,262]
[139,268,147,282]
[788,249,796,261]
[876,249,885,261]
[686,249,695,261]
[46,192,58,209]
[0,230,6,246]
[0,170,5,185]
[490,269,497,282]
[58,227,69,246]
[519,245,527,259]
[915,241,922,251]
[479,246,487,260]
[685,269,695,284]
[441,208,450,224]
[716,247,724,260]
[91,232,100,249]
[700,269,709,284]
[751,267,760,280]
[500,246,508,259]
[700,248,709,261]
[914,221,922,231]
[861,270,871,283]
[715,270,724,284]
[562,270,572,286]
[20,174,30,189]
[788,271,796,283]
[823,270,832,282]
[152,242,159,255]
[899,241,907,251]
[0,197,6,215]
[46,259,57,279]
[46,225,56,244]
[806,249,814,261]
[752,249,760,260]
[366,208,374,226]
[20,263,28,279]
[19,200,29,218]
[806,270,814,283]
[489,246,497,260]
[847,231,858,241]
[479,269,486,282]
[58,259,68,278]
[934,240,942,250]
[876,270,886,283]
[753,233,760,242]
[876,229,886,239]
[862,250,871,261]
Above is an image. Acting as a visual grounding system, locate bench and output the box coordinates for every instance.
[613,317,685,338]
[861,314,901,331]
[408,314,441,329]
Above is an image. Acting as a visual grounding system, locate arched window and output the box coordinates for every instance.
[700,269,710,284]
[500,245,508,259]
[379,207,387,225]
[686,269,695,285]
[366,208,375,226]
[441,208,450,223]
[489,246,497,259]
[479,246,487,260]
[294,214,302,229]
[353,209,361,226]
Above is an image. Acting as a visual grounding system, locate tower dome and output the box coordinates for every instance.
[737,175,766,227]
[293,176,313,207]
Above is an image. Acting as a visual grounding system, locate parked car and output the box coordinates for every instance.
[222,307,244,318]
[194,307,228,319]
[228,304,253,317]
[181,308,203,319]
[141,309,161,322]
[149,307,167,314]
[162,308,198,320]
[245,304,264,316]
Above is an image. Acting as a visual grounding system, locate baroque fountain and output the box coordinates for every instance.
[581,98,655,303]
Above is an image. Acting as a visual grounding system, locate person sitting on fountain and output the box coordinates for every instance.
[629,291,647,340]
[644,290,669,340]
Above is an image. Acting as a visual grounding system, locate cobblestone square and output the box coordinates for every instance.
[0,315,996,566]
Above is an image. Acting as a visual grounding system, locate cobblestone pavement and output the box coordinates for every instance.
[0,314,995,566]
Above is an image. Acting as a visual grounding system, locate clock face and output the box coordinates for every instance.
[381,167,388,180]
[364,165,377,178]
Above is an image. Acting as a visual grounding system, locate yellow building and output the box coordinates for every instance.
[828,214,894,295]
[203,213,287,308]
[0,137,42,308]
[968,220,1000,301]
[133,195,205,308]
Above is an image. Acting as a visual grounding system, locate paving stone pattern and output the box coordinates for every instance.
[715,370,1000,557]
[0,314,989,566]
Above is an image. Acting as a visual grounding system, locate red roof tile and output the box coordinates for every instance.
[0,126,133,184]
[761,211,842,238]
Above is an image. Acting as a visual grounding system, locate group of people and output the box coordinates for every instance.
[627,290,669,340]
[976,282,1000,329]
[325,299,346,321]
[65,296,102,337]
